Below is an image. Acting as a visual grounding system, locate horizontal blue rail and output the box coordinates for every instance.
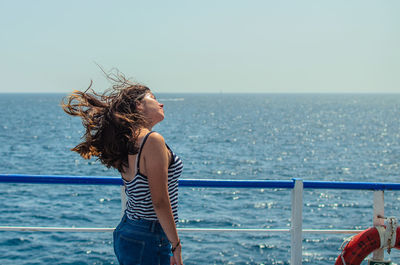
[1,174,400,190]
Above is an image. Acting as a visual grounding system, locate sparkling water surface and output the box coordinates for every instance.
[1,93,400,264]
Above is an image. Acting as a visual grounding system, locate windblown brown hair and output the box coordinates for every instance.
[61,71,150,172]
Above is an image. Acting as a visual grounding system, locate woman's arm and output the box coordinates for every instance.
[142,132,183,264]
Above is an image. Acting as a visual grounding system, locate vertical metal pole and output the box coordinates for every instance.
[121,185,127,217]
[372,190,385,261]
[291,178,303,265]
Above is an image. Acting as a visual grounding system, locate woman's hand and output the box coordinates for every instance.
[170,243,183,265]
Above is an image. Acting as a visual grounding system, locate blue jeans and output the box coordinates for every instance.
[113,214,172,265]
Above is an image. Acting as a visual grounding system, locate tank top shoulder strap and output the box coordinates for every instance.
[136,131,155,174]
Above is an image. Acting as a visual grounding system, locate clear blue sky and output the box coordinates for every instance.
[0,0,399,93]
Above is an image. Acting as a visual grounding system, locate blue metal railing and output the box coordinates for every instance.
[1,174,400,190]
[1,174,400,264]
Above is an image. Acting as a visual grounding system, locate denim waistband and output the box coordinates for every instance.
[121,213,163,233]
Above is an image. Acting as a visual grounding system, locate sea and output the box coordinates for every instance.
[0,93,400,265]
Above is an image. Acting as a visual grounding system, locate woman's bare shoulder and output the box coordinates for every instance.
[142,132,166,153]
[148,132,165,144]
[142,132,169,170]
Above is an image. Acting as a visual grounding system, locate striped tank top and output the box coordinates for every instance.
[123,131,183,224]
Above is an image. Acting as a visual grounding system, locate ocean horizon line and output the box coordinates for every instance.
[1,91,400,95]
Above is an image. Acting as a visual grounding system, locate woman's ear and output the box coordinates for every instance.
[136,100,144,112]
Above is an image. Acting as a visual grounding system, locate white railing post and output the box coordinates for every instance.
[121,185,127,216]
[372,190,385,261]
[291,178,303,265]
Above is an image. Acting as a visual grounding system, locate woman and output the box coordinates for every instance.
[62,72,183,265]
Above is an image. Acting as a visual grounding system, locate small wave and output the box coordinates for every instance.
[159,98,184,102]
[1,237,32,246]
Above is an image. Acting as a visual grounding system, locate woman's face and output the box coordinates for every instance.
[138,92,164,127]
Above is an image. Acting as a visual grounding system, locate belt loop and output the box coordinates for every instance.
[150,221,156,233]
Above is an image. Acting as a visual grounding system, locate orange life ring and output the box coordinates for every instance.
[335,226,400,265]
